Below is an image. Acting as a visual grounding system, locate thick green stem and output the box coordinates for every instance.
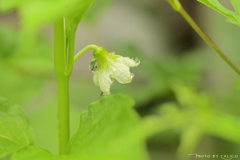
[56,76,70,155]
[168,0,240,76]
[54,17,70,155]
[66,28,76,76]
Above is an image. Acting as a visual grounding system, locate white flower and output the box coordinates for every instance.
[90,47,140,95]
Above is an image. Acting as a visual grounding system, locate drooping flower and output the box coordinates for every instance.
[89,46,140,95]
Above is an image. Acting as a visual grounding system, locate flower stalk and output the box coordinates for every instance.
[74,44,99,62]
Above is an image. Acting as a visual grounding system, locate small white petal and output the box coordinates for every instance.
[116,57,139,67]
[109,62,132,84]
[93,70,100,85]
[93,67,113,95]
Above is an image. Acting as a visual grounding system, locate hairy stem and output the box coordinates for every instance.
[54,17,70,155]
[168,0,240,76]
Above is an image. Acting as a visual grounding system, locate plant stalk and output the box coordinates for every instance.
[54,17,70,155]
[74,44,99,62]
[168,0,240,76]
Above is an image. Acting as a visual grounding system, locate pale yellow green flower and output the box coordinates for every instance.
[89,47,140,95]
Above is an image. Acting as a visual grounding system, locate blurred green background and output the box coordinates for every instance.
[1,0,240,160]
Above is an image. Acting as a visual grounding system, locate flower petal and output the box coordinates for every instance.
[116,57,140,67]
[109,62,132,84]
[93,67,113,95]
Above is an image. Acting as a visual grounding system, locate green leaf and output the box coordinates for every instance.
[205,114,240,144]
[170,84,240,145]
[198,0,240,26]
[83,0,113,23]
[12,94,161,160]
[0,98,33,157]
[11,94,177,160]
[11,146,124,160]
[0,25,53,105]
[8,56,53,76]
[171,83,210,110]
[11,147,53,160]
[0,0,24,11]
[177,125,203,160]
[68,94,149,160]
[65,0,95,27]
[231,0,240,14]
[0,0,95,32]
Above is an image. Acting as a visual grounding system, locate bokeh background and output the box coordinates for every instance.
[1,0,240,159]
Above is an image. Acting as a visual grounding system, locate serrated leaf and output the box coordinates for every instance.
[198,0,240,26]
[12,94,162,160]
[68,94,149,160]
[0,98,33,157]
[11,94,178,160]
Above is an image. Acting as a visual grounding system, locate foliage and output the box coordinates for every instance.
[0,0,94,32]
[68,94,148,159]
[198,0,240,26]
[0,98,33,157]
[158,84,240,160]
[8,94,161,160]
[1,0,240,160]
[0,24,53,105]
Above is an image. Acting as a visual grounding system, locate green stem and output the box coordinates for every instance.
[74,44,99,62]
[56,76,70,155]
[168,0,240,76]
[54,17,70,155]
[66,27,76,76]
